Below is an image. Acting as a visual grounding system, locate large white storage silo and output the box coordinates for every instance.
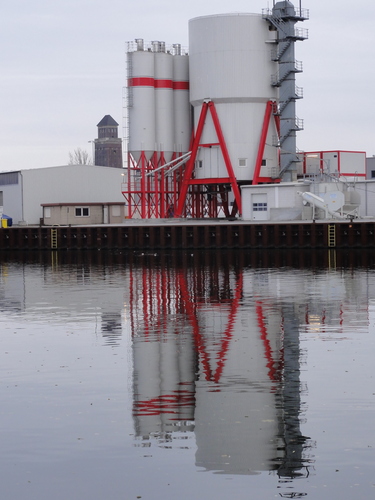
[173,47,191,156]
[154,42,175,162]
[189,14,279,182]
[128,45,156,162]
[127,41,191,165]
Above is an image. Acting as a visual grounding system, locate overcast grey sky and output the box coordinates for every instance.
[1,0,374,171]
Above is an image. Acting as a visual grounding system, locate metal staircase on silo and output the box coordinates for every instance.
[262,2,309,181]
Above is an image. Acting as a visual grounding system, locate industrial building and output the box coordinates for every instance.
[1,1,372,229]
[123,1,370,222]
[366,156,375,179]
[0,165,125,226]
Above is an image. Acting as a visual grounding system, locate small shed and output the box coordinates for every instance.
[41,202,125,225]
[241,183,308,221]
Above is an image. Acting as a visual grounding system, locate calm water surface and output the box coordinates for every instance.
[0,250,374,499]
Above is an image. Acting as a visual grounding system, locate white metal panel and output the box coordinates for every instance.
[0,177,23,223]
[128,50,156,161]
[337,151,366,176]
[196,145,226,179]
[321,152,339,175]
[193,101,279,181]
[173,54,191,155]
[155,51,174,161]
[189,14,277,103]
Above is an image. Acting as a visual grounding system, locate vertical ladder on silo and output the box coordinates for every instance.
[51,228,58,249]
[328,224,336,248]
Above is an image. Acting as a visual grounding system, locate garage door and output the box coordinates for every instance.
[251,193,268,221]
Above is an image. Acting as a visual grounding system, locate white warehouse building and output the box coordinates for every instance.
[0,165,126,226]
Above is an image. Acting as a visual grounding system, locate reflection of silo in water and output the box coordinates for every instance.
[194,300,284,474]
[132,330,196,437]
[130,262,311,475]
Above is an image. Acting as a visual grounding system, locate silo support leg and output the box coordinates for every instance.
[175,99,241,217]
[175,102,209,217]
[208,101,242,216]
[253,100,275,186]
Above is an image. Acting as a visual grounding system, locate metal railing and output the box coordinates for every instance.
[126,40,188,55]
[262,8,309,21]
[271,60,303,86]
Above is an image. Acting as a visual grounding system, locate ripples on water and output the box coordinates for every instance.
[0,249,374,499]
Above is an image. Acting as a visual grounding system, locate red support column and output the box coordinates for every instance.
[175,101,209,217]
[159,153,165,219]
[253,100,274,186]
[140,152,147,219]
[175,99,242,218]
[208,101,242,216]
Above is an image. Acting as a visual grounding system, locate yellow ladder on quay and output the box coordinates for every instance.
[51,228,58,249]
[328,224,336,248]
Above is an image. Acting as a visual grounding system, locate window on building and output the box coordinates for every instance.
[261,159,267,166]
[75,207,90,217]
[252,202,268,212]
[239,158,247,167]
[371,170,375,179]
[44,207,51,218]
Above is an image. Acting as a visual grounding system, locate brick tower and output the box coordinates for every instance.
[94,115,123,168]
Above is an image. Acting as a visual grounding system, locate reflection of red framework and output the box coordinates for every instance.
[256,300,283,384]
[130,265,283,421]
[178,270,243,383]
[133,391,196,418]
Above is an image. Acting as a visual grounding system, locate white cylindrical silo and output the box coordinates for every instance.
[189,14,278,182]
[128,46,156,162]
[173,51,191,156]
[154,44,175,162]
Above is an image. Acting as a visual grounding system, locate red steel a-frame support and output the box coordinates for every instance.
[175,100,242,218]
[124,99,280,219]
[175,99,280,217]
[253,100,280,185]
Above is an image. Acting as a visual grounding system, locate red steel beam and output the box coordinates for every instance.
[175,101,209,217]
[208,101,242,216]
[175,100,242,217]
[253,100,274,186]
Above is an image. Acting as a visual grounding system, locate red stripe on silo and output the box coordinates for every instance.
[128,77,155,87]
[173,81,190,90]
[128,78,188,89]
[154,79,174,89]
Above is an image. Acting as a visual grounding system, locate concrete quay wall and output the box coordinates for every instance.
[0,220,375,251]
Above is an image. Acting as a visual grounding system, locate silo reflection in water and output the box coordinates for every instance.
[129,256,311,476]
[131,266,196,437]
